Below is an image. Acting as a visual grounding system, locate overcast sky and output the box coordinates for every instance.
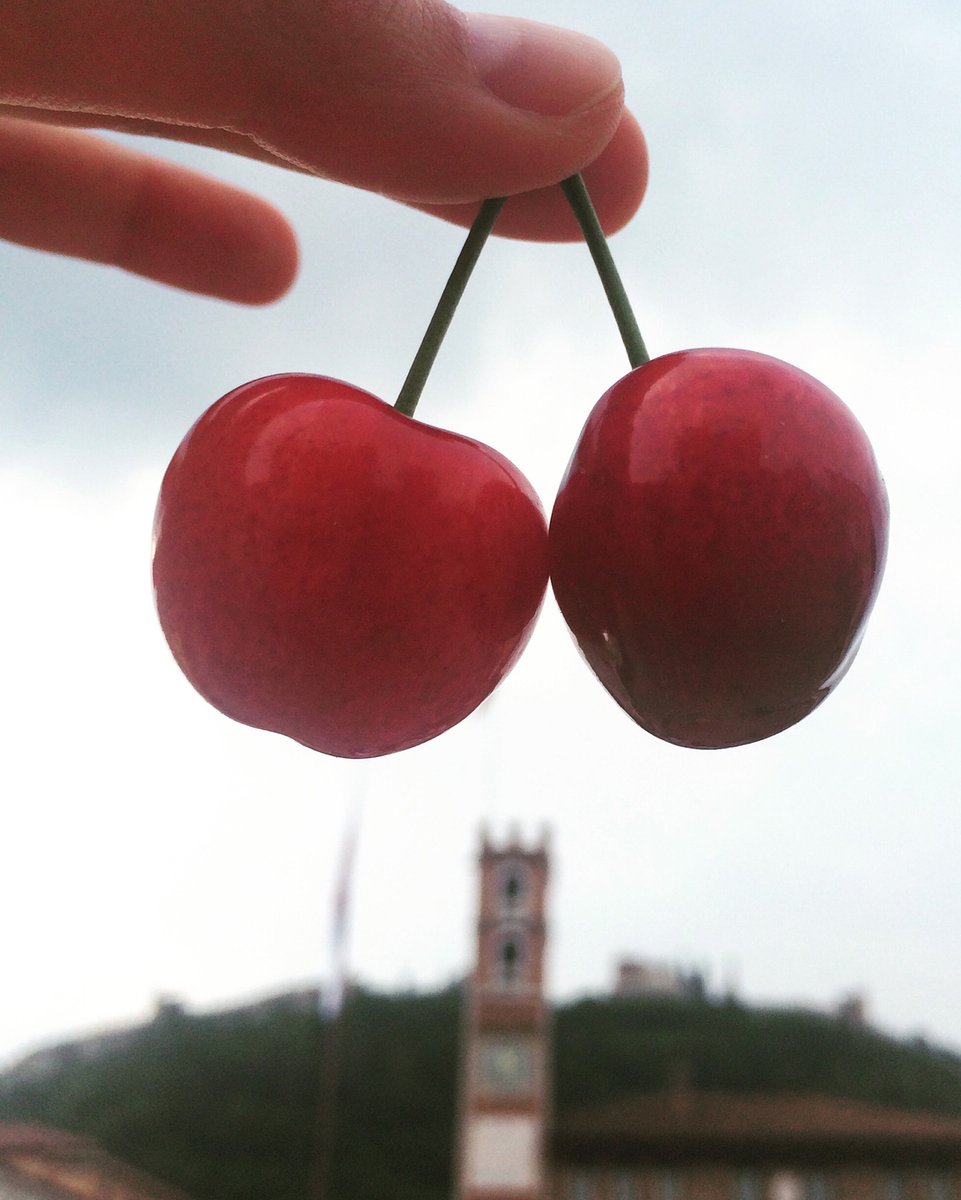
[2,0,960,1071]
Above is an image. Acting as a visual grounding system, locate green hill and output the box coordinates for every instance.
[2,987,960,1200]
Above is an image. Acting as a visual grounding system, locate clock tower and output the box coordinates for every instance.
[456,828,550,1200]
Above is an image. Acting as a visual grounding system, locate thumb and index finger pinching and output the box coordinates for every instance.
[0,0,647,296]
[239,0,648,238]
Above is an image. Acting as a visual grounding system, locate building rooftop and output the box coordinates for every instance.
[0,1122,193,1200]
[554,1090,961,1166]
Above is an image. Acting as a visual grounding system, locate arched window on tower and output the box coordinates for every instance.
[495,933,525,988]
[499,862,528,915]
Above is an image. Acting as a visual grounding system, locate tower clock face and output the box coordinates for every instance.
[479,1035,535,1094]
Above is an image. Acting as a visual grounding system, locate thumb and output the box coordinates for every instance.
[243,1,627,205]
[2,0,632,209]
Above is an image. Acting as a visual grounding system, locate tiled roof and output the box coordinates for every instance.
[0,1162,78,1200]
[0,1123,193,1200]
[0,1127,89,1158]
[553,1090,961,1165]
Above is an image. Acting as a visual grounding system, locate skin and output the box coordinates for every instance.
[0,0,649,303]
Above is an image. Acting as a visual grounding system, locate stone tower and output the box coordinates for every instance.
[455,828,550,1200]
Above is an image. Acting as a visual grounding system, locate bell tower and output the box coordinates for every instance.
[456,828,550,1200]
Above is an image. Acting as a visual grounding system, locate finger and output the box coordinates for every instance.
[0,118,299,303]
[1,0,645,234]
[1,101,649,243]
[416,111,648,240]
[0,104,299,173]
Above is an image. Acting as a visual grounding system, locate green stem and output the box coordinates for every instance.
[395,197,506,418]
[561,174,650,369]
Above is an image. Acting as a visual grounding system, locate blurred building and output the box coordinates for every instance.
[0,1124,191,1200]
[835,994,870,1029]
[551,1090,961,1200]
[614,959,703,1002]
[455,831,961,1200]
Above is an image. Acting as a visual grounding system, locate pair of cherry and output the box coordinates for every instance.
[152,179,888,759]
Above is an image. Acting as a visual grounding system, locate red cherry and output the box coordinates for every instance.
[153,374,549,758]
[550,348,889,749]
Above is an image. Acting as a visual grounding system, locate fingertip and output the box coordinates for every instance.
[123,163,301,304]
[495,110,648,241]
[0,120,301,303]
[465,13,624,120]
[225,202,301,306]
[415,110,649,242]
[578,111,649,236]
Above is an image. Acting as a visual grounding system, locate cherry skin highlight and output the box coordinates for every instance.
[153,374,549,758]
[549,348,889,749]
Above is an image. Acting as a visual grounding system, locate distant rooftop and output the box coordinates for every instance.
[555,1090,961,1165]
[0,1122,193,1200]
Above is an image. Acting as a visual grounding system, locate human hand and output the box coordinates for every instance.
[0,0,647,304]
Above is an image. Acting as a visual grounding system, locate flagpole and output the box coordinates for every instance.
[309,771,365,1200]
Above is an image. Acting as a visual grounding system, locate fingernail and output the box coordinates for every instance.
[466,13,622,117]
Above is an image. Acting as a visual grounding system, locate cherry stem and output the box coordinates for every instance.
[395,196,506,418]
[561,174,650,369]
